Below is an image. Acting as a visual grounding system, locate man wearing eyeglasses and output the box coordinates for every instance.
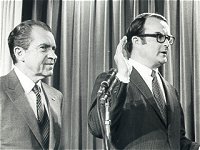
[88,13,200,150]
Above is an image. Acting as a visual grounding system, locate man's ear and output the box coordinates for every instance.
[131,36,143,46]
[131,36,143,47]
[14,46,26,62]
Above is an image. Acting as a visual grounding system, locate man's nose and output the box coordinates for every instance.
[48,50,57,62]
[164,39,170,48]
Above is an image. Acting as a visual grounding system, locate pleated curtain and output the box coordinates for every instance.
[0,0,199,149]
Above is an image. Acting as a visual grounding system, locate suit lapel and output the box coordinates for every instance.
[5,70,44,147]
[130,67,167,127]
[159,76,175,126]
[41,83,56,149]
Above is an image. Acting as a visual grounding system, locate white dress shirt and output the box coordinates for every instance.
[117,58,166,103]
[14,66,49,118]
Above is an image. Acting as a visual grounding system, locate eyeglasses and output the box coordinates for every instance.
[137,33,175,45]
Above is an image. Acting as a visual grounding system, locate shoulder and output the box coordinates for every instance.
[41,82,63,98]
[92,69,116,93]
[0,70,16,89]
[0,71,12,82]
[160,75,179,95]
[95,69,117,84]
[91,69,123,98]
[95,72,109,84]
[161,76,176,89]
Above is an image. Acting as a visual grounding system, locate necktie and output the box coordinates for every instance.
[151,70,167,124]
[32,85,49,149]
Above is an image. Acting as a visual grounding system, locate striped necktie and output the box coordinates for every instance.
[151,70,167,124]
[32,85,49,149]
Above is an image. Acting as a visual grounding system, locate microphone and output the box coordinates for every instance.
[97,68,118,96]
[101,68,117,88]
[99,76,118,102]
[96,69,119,150]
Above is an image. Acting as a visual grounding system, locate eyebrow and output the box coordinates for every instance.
[154,32,172,36]
[39,44,56,50]
[155,32,162,34]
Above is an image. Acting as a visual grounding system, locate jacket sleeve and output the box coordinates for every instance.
[180,106,200,150]
[176,89,200,150]
[87,72,127,138]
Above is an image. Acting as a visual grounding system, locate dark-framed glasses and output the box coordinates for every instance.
[137,33,175,45]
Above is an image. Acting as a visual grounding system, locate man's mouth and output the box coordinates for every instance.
[45,63,54,65]
[45,63,54,70]
[160,51,168,55]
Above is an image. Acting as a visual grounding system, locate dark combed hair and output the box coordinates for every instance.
[8,20,52,64]
[125,13,167,53]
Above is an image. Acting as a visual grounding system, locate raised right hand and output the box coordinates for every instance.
[114,36,130,79]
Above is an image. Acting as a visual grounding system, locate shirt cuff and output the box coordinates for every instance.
[116,73,130,83]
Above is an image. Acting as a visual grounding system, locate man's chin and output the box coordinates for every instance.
[37,71,53,78]
[44,67,54,76]
[45,72,54,77]
[160,57,168,64]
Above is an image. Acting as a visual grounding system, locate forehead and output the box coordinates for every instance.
[30,26,55,44]
[144,17,170,34]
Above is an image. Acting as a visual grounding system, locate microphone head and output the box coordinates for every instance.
[109,68,118,75]
[106,68,118,86]
[101,80,109,87]
[97,68,118,95]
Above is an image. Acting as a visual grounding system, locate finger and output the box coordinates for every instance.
[118,36,127,50]
[116,36,127,54]
[121,36,127,48]
[122,49,128,58]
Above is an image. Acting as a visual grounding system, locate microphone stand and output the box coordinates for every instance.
[105,98,111,140]
[97,84,110,150]
[97,76,118,150]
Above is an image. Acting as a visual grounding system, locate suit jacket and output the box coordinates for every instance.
[88,67,199,150]
[0,70,63,149]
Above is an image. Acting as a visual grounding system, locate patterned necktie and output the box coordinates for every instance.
[32,85,49,149]
[151,70,167,124]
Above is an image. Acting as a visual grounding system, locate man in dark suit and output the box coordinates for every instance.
[0,20,63,149]
[88,13,200,150]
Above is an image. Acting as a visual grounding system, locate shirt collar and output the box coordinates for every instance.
[128,59,154,77]
[14,66,42,93]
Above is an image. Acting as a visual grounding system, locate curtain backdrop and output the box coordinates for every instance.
[0,0,199,149]
[0,0,22,76]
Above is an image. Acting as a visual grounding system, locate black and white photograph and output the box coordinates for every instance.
[0,0,199,149]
